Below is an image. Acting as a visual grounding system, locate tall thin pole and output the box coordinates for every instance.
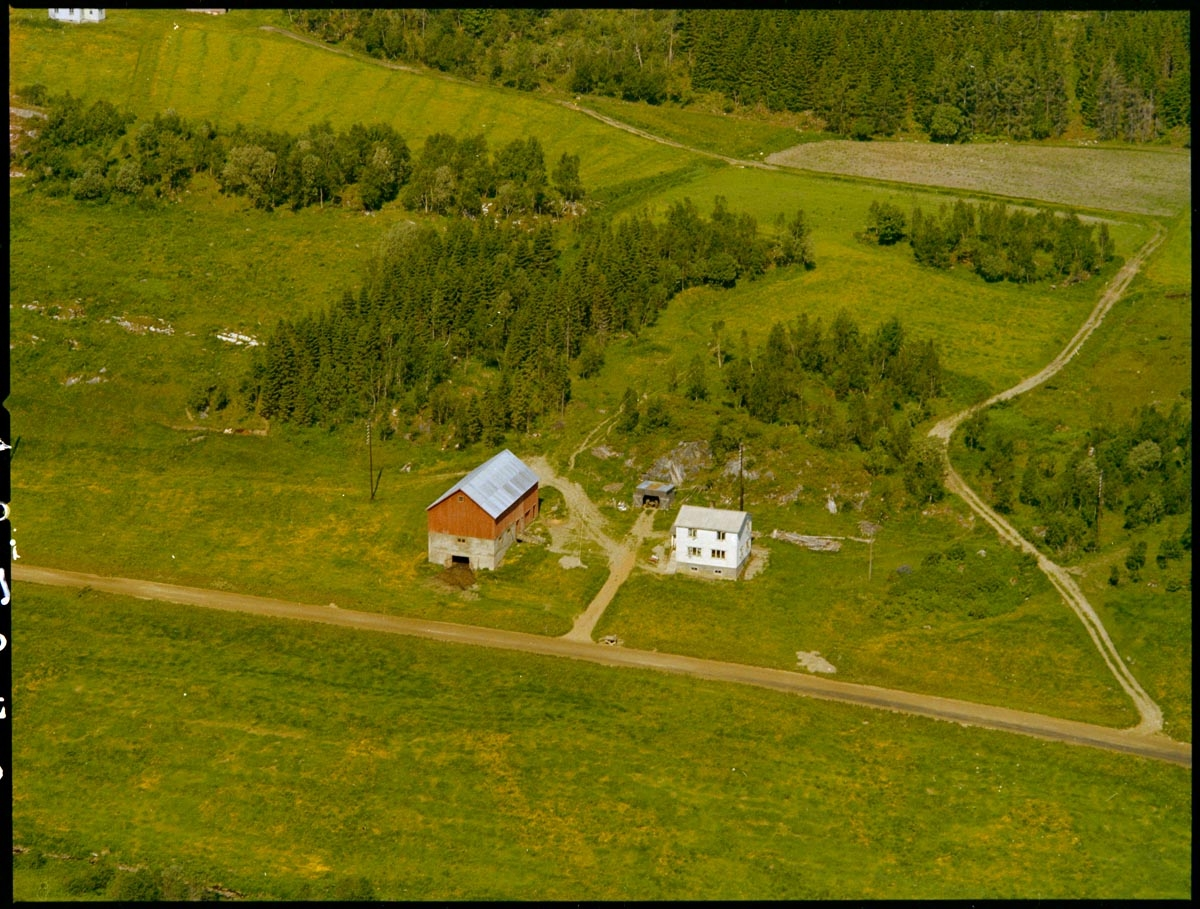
[739,441,745,511]
[367,419,375,501]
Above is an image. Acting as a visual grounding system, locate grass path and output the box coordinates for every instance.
[929,223,1170,734]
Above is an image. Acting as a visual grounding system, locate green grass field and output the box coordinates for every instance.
[8,8,1191,901]
[13,587,1192,900]
[8,8,698,203]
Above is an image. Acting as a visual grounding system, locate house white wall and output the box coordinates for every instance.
[49,9,105,23]
[672,513,752,579]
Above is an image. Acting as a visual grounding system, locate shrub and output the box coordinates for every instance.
[333,875,378,901]
[108,869,163,902]
[66,860,115,895]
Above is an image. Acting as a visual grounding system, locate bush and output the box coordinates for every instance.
[66,860,115,895]
[18,83,50,106]
[866,201,907,245]
[108,869,163,902]
[333,875,378,901]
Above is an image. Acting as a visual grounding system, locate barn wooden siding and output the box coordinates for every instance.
[427,483,539,540]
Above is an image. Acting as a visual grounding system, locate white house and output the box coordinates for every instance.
[48,9,105,23]
[672,505,752,579]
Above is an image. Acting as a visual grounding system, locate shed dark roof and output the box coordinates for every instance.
[427,450,538,519]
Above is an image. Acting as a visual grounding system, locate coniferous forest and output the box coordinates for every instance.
[247,197,817,440]
[284,9,1190,143]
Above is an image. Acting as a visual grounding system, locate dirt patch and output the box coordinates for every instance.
[741,545,770,579]
[435,564,476,590]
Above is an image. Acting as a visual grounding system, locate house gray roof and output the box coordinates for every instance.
[672,504,751,534]
[427,449,539,519]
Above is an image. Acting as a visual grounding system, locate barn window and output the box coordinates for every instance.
[457,494,464,502]
[456,537,466,543]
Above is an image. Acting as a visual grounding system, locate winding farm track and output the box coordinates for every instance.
[14,564,1190,767]
[929,223,1169,735]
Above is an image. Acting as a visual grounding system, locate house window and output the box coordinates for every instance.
[717,531,727,541]
[712,549,726,560]
[687,528,697,539]
[688,546,702,557]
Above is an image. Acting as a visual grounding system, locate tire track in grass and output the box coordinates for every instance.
[928,223,1169,734]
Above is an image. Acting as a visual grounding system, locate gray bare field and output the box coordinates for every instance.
[767,139,1190,216]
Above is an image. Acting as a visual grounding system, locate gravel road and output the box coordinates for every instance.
[15,564,1190,767]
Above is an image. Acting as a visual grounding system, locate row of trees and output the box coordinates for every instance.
[247,196,813,438]
[964,398,1191,556]
[14,88,584,217]
[285,10,1189,143]
[866,200,1114,285]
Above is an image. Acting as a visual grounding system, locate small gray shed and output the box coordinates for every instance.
[634,480,676,509]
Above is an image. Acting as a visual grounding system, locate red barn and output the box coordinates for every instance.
[426,449,539,570]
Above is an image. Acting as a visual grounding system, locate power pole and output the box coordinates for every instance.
[367,419,375,501]
[739,441,745,511]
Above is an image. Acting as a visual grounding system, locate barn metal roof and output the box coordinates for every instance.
[427,449,539,519]
[672,504,751,534]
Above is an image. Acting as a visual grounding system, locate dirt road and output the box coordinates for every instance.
[525,455,656,641]
[15,564,1189,767]
[929,224,1169,734]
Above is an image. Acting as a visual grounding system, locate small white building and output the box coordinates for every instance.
[48,9,106,23]
[671,505,752,579]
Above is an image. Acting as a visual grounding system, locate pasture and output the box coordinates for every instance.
[13,586,1192,901]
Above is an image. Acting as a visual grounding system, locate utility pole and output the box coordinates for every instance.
[739,441,745,511]
[367,419,375,501]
